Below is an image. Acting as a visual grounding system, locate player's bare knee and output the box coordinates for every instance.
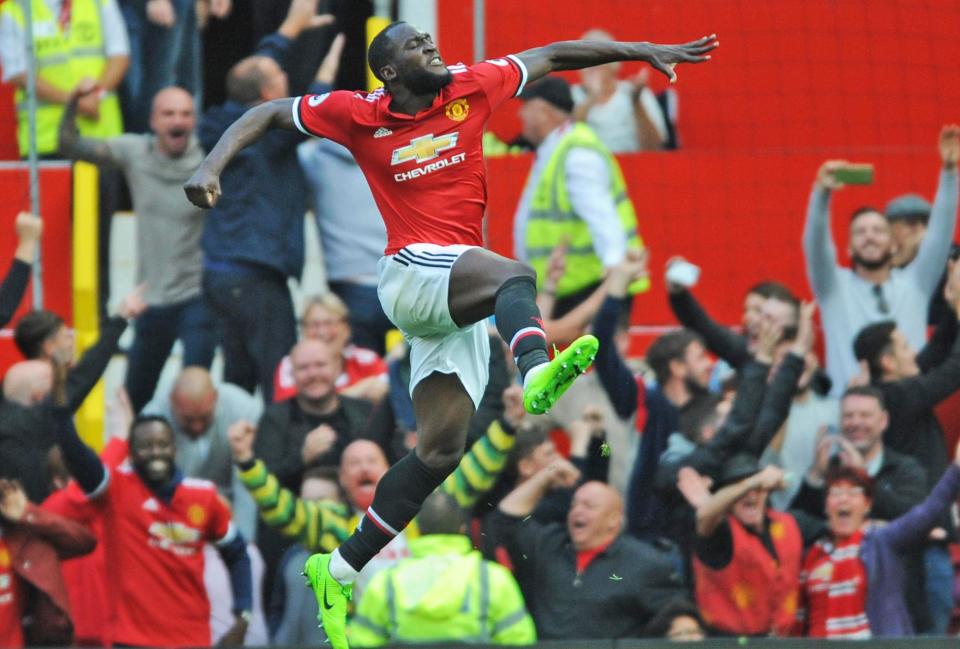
[417,444,462,476]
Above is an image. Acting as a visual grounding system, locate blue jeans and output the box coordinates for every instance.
[923,543,955,635]
[124,296,217,412]
[120,0,201,133]
[327,280,394,356]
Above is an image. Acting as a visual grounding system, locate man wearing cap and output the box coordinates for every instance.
[691,458,805,637]
[887,193,933,269]
[803,127,960,393]
[514,76,647,317]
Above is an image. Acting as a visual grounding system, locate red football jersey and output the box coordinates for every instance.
[293,55,529,254]
[70,467,235,647]
[273,343,389,402]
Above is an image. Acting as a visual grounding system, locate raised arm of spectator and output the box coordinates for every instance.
[592,253,648,419]
[259,0,334,66]
[0,213,41,328]
[879,438,960,552]
[675,351,771,480]
[747,303,816,453]
[230,420,336,549]
[50,362,108,497]
[58,90,121,165]
[66,285,145,410]
[917,269,959,371]
[666,260,751,368]
[885,267,960,441]
[514,35,717,85]
[908,125,959,294]
[803,161,845,298]
[498,458,581,519]
[696,465,784,539]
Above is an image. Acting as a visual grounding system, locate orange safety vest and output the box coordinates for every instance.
[693,510,802,636]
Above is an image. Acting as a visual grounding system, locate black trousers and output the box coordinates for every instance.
[202,269,297,402]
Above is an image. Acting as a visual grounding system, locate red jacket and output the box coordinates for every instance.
[2,503,96,645]
[694,510,802,636]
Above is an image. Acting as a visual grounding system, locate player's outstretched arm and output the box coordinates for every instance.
[514,34,717,85]
[184,98,298,208]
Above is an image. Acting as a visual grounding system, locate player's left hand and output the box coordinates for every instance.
[639,34,718,83]
[184,167,221,208]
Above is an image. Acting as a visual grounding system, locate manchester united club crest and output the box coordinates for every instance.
[445,98,469,122]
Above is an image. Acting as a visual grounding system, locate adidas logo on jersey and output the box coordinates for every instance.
[374,127,393,138]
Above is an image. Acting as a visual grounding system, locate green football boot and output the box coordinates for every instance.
[303,553,353,649]
[523,334,599,415]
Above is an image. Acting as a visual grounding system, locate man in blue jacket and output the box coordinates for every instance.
[199,0,342,401]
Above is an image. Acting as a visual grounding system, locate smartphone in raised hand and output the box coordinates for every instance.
[833,163,874,185]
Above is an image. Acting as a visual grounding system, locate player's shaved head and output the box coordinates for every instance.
[2,360,53,406]
[368,21,408,82]
[170,367,218,438]
[367,21,452,95]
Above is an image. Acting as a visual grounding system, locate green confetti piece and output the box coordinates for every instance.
[609,574,622,581]
[600,441,611,457]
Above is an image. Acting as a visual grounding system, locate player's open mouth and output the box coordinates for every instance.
[429,56,443,67]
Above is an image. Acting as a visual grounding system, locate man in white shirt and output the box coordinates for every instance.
[514,76,646,317]
[571,28,668,153]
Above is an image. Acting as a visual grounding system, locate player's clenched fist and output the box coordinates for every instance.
[184,167,221,208]
[228,420,257,463]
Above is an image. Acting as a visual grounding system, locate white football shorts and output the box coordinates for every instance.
[377,243,490,409]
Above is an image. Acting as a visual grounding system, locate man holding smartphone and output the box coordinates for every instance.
[803,125,960,394]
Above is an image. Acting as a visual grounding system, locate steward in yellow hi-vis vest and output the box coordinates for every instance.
[349,512,536,646]
[2,0,124,156]
[524,120,646,298]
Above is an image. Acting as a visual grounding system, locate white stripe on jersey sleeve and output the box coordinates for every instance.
[291,96,310,136]
[505,54,529,96]
[215,520,239,546]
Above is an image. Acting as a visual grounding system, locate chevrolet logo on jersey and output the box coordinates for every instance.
[391,133,459,165]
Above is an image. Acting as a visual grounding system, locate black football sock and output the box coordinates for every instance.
[337,450,450,571]
[495,275,550,380]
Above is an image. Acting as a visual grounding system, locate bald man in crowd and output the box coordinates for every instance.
[198,0,342,401]
[2,360,52,407]
[143,366,262,539]
[59,85,217,413]
[0,361,56,500]
[490,463,685,640]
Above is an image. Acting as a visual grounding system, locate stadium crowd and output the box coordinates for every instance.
[1,0,959,646]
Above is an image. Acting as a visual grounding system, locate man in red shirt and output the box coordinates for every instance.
[186,22,717,647]
[51,403,253,647]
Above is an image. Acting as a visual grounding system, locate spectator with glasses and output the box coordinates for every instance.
[273,293,389,404]
[803,126,959,393]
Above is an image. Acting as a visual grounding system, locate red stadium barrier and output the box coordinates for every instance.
[0,162,74,373]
